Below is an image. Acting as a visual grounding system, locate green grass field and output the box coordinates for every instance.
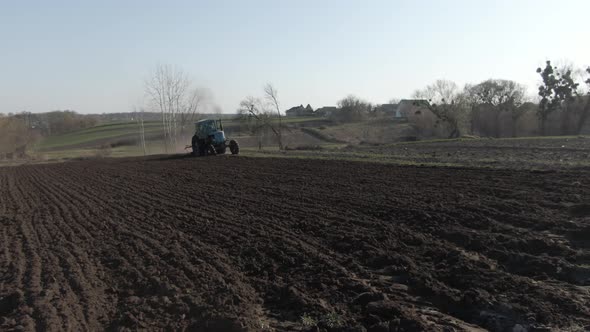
[34,116,329,151]
[36,121,164,150]
[30,116,325,159]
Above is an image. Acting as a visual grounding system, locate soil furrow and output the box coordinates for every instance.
[1,156,589,331]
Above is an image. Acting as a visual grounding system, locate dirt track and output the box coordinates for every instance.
[1,156,589,331]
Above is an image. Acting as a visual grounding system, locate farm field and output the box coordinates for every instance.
[34,117,322,151]
[28,117,330,161]
[36,122,165,151]
[1,156,589,331]
[24,115,590,171]
[349,136,590,169]
[248,136,590,170]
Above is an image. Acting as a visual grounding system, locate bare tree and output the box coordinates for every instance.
[133,107,147,156]
[413,80,467,138]
[263,83,284,150]
[416,80,460,104]
[333,95,373,123]
[145,64,204,153]
[238,96,266,150]
[238,93,283,151]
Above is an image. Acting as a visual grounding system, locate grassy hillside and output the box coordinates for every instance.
[304,119,414,144]
[35,117,333,148]
[37,121,164,150]
[29,117,332,160]
[25,115,427,163]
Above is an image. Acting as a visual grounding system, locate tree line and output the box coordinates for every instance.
[2,60,588,158]
[234,60,590,151]
[411,61,589,138]
[0,111,98,157]
[327,60,590,139]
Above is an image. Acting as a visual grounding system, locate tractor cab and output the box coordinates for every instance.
[194,119,225,145]
[195,119,223,139]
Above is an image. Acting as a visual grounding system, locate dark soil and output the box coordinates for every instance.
[1,156,589,331]
[353,136,590,169]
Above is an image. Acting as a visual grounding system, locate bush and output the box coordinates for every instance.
[330,95,372,123]
[300,313,317,327]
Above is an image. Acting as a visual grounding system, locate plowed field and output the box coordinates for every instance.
[1,156,589,331]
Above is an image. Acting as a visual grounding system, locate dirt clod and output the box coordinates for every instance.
[353,292,387,306]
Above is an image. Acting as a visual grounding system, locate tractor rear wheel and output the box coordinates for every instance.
[229,140,240,155]
[191,135,199,156]
[196,139,208,156]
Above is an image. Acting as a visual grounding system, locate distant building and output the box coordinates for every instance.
[314,106,337,117]
[375,99,429,120]
[285,104,315,117]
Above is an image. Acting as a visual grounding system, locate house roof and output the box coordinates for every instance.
[315,106,337,111]
[285,105,305,112]
[399,99,429,107]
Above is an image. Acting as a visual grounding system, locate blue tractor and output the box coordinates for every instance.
[190,119,239,156]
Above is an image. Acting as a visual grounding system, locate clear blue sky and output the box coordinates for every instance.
[0,0,588,114]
